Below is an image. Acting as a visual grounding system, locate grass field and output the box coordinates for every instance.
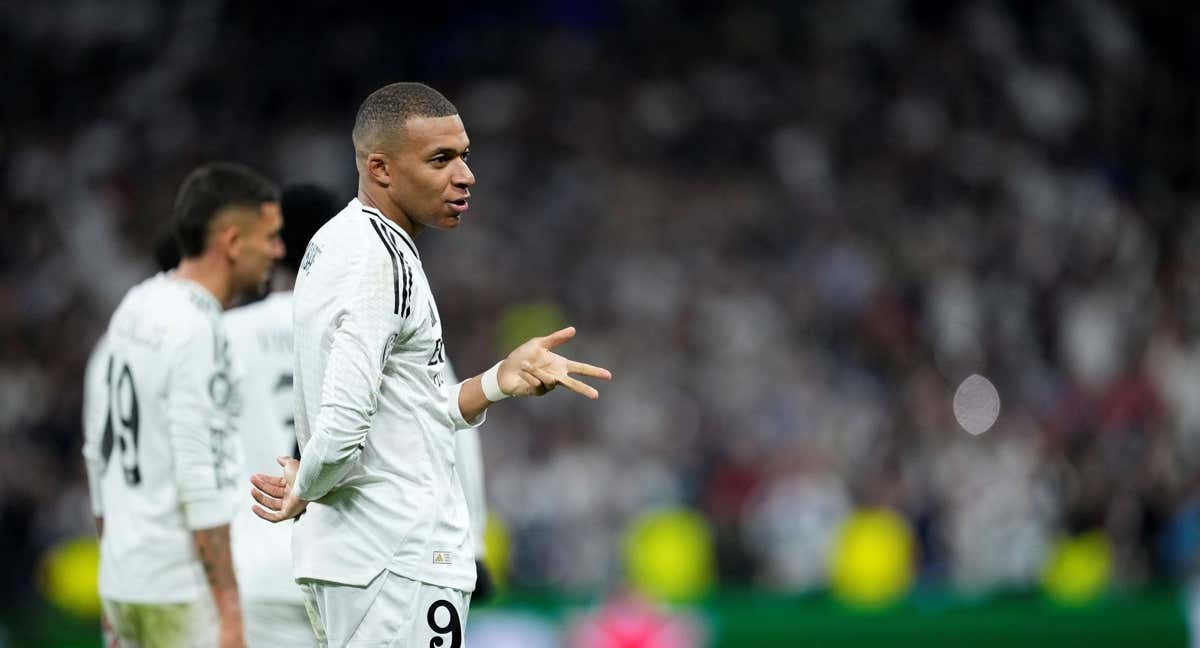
[3,587,1188,647]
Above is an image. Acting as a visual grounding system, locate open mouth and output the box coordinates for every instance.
[447,199,469,214]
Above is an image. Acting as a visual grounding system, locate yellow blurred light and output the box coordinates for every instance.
[623,509,716,603]
[483,513,512,589]
[828,508,916,609]
[1041,531,1112,605]
[39,535,101,618]
[495,302,567,355]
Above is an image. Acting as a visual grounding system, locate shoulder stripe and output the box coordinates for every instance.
[361,208,419,260]
[368,219,400,315]
[388,230,413,318]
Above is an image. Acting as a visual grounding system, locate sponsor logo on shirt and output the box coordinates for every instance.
[301,242,322,274]
[433,551,454,565]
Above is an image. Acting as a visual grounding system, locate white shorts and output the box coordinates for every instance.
[244,599,318,647]
[300,571,471,647]
[100,597,217,648]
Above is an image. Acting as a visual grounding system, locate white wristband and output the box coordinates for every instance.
[481,362,509,402]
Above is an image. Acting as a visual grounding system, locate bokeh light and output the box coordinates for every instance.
[38,536,101,619]
[829,509,916,609]
[1042,531,1113,605]
[623,509,716,603]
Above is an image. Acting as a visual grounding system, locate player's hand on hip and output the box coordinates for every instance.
[499,326,612,399]
[249,456,308,523]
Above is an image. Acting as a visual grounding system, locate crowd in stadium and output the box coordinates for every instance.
[3,0,1198,606]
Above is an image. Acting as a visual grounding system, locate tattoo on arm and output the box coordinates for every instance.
[192,524,239,595]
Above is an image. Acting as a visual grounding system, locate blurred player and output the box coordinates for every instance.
[225,183,336,647]
[83,230,182,646]
[87,163,283,648]
[249,82,610,647]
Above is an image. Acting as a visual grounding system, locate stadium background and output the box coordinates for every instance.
[3,1,1200,645]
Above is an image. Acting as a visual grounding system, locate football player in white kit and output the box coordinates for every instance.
[248,82,611,647]
[87,162,283,648]
[227,184,494,645]
[224,184,338,647]
[83,230,182,646]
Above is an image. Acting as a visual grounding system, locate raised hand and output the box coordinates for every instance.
[497,326,612,399]
[249,456,308,523]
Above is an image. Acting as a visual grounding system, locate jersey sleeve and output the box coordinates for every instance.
[81,336,110,518]
[446,378,487,431]
[293,248,401,501]
[166,315,234,530]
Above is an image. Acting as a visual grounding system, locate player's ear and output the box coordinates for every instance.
[212,219,241,260]
[366,152,391,187]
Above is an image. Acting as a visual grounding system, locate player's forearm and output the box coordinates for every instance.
[192,524,241,615]
[94,516,104,538]
[457,374,490,424]
[293,404,369,500]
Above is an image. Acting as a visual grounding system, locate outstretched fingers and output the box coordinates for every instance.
[525,361,602,399]
[566,360,612,381]
[538,326,577,349]
[558,374,600,399]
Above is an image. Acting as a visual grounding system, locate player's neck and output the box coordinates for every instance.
[175,256,236,309]
[357,185,423,238]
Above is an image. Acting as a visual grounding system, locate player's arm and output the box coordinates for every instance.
[167,319,244,648]
[252,251,397,522]
[456,326,612,422]
[81,337,110,536]
[193,524,243,648]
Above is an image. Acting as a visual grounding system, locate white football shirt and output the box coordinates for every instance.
[92,273,241,603]
[291,199,482,592]
[225,292,304,603]
[82,333,111,519]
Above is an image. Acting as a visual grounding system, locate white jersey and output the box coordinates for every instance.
[291,199,483,592]
[90,273,241,603]
[225,292,304,603]
[82,333,112,519]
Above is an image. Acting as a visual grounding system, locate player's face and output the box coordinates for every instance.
[387,115,475,232]
[229,202,285,296]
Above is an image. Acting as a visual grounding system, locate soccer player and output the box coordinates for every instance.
[83,229,182,646]
[226,183,337,647]
[249,82,611,647]
[226,184,494,642]
[88,162,283,648]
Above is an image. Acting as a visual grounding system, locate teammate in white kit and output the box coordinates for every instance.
[248,82,611,647]
[87,162,283,648]
[225,184,338,647]
[83,231,182,646]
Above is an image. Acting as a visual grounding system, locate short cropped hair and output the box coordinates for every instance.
[352,82,458,155]
[280,183,339,272]
[152,226,181,272]
[173,162,280,257]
